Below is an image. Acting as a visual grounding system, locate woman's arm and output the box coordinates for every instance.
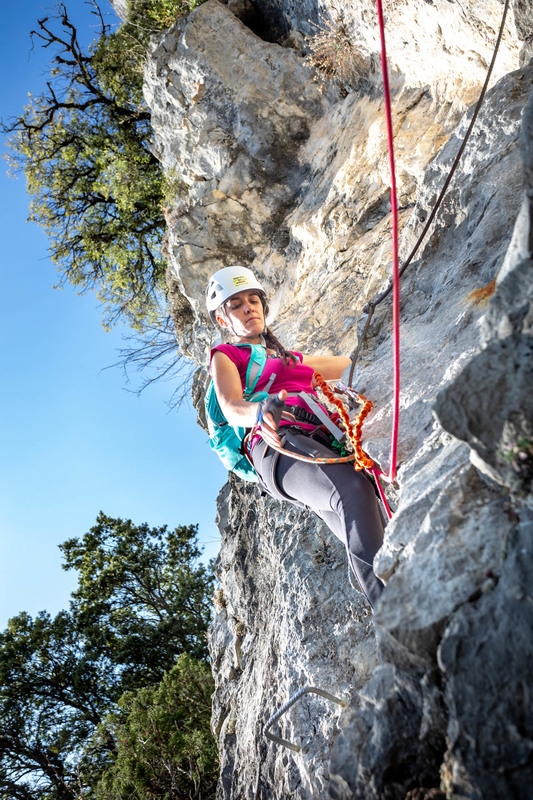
[301,355,351,380]
[211,350,284,445]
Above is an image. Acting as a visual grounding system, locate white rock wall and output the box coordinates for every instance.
[144,1,533,797]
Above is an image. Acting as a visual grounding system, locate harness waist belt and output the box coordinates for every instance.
[298,392,346,442]
[286,405,323,426]
[285,401,345,443]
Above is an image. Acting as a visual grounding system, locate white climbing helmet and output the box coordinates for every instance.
[206,266,266,321]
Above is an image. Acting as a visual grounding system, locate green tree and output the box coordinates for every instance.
[2,1,210,401]
[0,609,116,800]
[61,512,215,677]
[0,515,216,800]
[3,3,166,331]
[96,655,217,800]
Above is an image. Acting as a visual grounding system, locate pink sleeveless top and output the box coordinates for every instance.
[210,344,323,434]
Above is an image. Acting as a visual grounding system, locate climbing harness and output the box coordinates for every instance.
[256,439,356,466]
[253,372,395,518]
[253,374,372,471]
[314,374,394,516]
[314,373,374,472]
[263,686,348,753]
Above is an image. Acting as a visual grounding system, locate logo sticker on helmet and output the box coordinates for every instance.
[232,275,249,287]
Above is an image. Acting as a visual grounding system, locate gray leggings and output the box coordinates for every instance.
[251,429,385,609]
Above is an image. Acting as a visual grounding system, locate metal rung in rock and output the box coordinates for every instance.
[263,686,348,753]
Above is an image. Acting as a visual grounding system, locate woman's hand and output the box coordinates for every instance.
[258,390,288,448]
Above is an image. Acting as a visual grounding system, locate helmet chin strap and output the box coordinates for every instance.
[218,306,237,338]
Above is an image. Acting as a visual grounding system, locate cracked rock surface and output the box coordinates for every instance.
[143,1,533,796]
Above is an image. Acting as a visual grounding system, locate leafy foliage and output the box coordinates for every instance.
[61,512,215,676]
[0,515,216,800]
[0,609,114,800]
[127,0,206,31]
[3,4,166,331]
[2,0,211,398]
[96,655,217,800]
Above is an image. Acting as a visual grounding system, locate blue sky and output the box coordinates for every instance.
[0,0,225,629]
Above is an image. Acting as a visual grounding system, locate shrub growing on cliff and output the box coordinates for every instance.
[3,4,166,331]
[128,0,206,30]
[3,0,208,398]
[306,6,369,91]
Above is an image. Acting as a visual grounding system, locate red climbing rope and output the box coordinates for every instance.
[376,0,401,485]
[358,0,510,490]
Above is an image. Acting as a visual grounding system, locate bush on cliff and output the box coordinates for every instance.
[2,0,205,334]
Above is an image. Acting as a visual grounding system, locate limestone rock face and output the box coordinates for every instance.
[144,0,533,797]
[145,0,331,363]
[211,479,378,799]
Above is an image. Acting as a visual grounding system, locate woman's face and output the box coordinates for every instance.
[217,290,265,340]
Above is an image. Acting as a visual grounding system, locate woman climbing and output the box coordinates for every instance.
[206,265,385,609]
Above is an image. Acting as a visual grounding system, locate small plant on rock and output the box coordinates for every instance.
[500,436,533,493]
[213,588,227,611]
[306,8,369,90]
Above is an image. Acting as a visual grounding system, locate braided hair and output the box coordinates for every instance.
[263,326,298,365]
